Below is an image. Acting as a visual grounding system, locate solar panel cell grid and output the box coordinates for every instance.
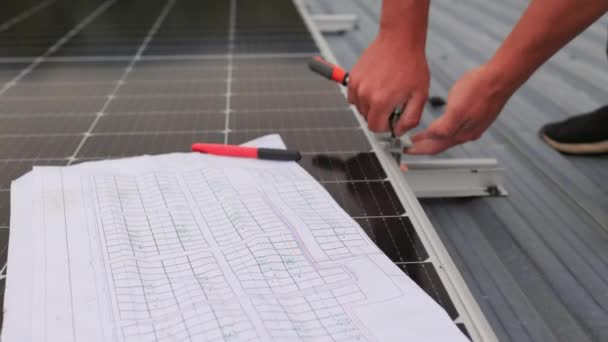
[77,132,225,158]
[119,80,227,96]
[0,115,94,134]
[298,153,386,182]
[3,82,116,97]
[231,93,349,111]
[145,42,229,55]
[0,135,82,159]
[356,217,429,262]
[19,61,128,83]
[94,112,226,133]
[0,64,28,84]
[232,59,320,80]
[399,263,460,320]
[106,95,226,113]
[0,0,468,332]
[322,181,405,217]
[232,78,338,94]
[126,60,228,81]
[229,109,358,130]
[0,96,106,115]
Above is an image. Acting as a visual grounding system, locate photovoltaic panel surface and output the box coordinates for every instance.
[0,0,470,337]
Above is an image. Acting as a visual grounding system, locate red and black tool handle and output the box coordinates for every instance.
[192,143,301,161]
[308,56,349,86]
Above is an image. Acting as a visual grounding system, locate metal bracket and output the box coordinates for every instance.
[375,134,507,198]
[400,159,507,198]
[310,14,358,34]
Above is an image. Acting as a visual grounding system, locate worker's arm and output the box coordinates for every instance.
[408,0,608,155]
[348,0,430,135]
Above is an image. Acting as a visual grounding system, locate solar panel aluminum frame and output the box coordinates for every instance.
[294,1,498,341]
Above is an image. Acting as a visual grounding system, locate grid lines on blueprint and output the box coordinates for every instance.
[86,160,398,342]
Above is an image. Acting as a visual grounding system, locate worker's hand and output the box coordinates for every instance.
[348,35,429,135]
[406,65,512,155]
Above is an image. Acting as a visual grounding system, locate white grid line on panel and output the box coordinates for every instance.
[0,52,315,64]
[0,0,57,32]
[224,0,237,143]
[0,127,362,138]
[0,76,323,87]
[2,90,340,101]
[0,106,351,117]
[67,0,177,165]
[0,0,117,96]
[0,157,70,162]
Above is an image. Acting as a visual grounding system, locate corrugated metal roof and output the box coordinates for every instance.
[306,0,608,341]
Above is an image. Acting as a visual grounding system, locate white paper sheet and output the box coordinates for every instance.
[3,135,467,342]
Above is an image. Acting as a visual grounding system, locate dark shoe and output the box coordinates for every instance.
[540,106,608,155]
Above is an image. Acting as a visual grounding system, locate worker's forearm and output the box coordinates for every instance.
[486,0,608,95]
[378,0,430,50]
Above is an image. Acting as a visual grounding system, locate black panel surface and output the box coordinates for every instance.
[0,0,100,57]
[234,0,317,53]
[0,228,8,267]
[0,1,43,23]
[322,181,405,217]
[298,153,386,182]
[399,263,460,320]
[145,0,229,55]
[356,217,429,263]
[0,192,8,226]
[51,0,167,56]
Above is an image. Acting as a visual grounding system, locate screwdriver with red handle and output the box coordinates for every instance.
[308,56,404,138]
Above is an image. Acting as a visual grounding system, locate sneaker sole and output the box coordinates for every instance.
[542,134,608,155]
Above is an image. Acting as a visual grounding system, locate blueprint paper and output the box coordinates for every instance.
[3,135,467,342]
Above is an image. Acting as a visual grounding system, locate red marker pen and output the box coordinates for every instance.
[192,143,301,161]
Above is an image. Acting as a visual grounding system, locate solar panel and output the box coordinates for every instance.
[0,0,474,337]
